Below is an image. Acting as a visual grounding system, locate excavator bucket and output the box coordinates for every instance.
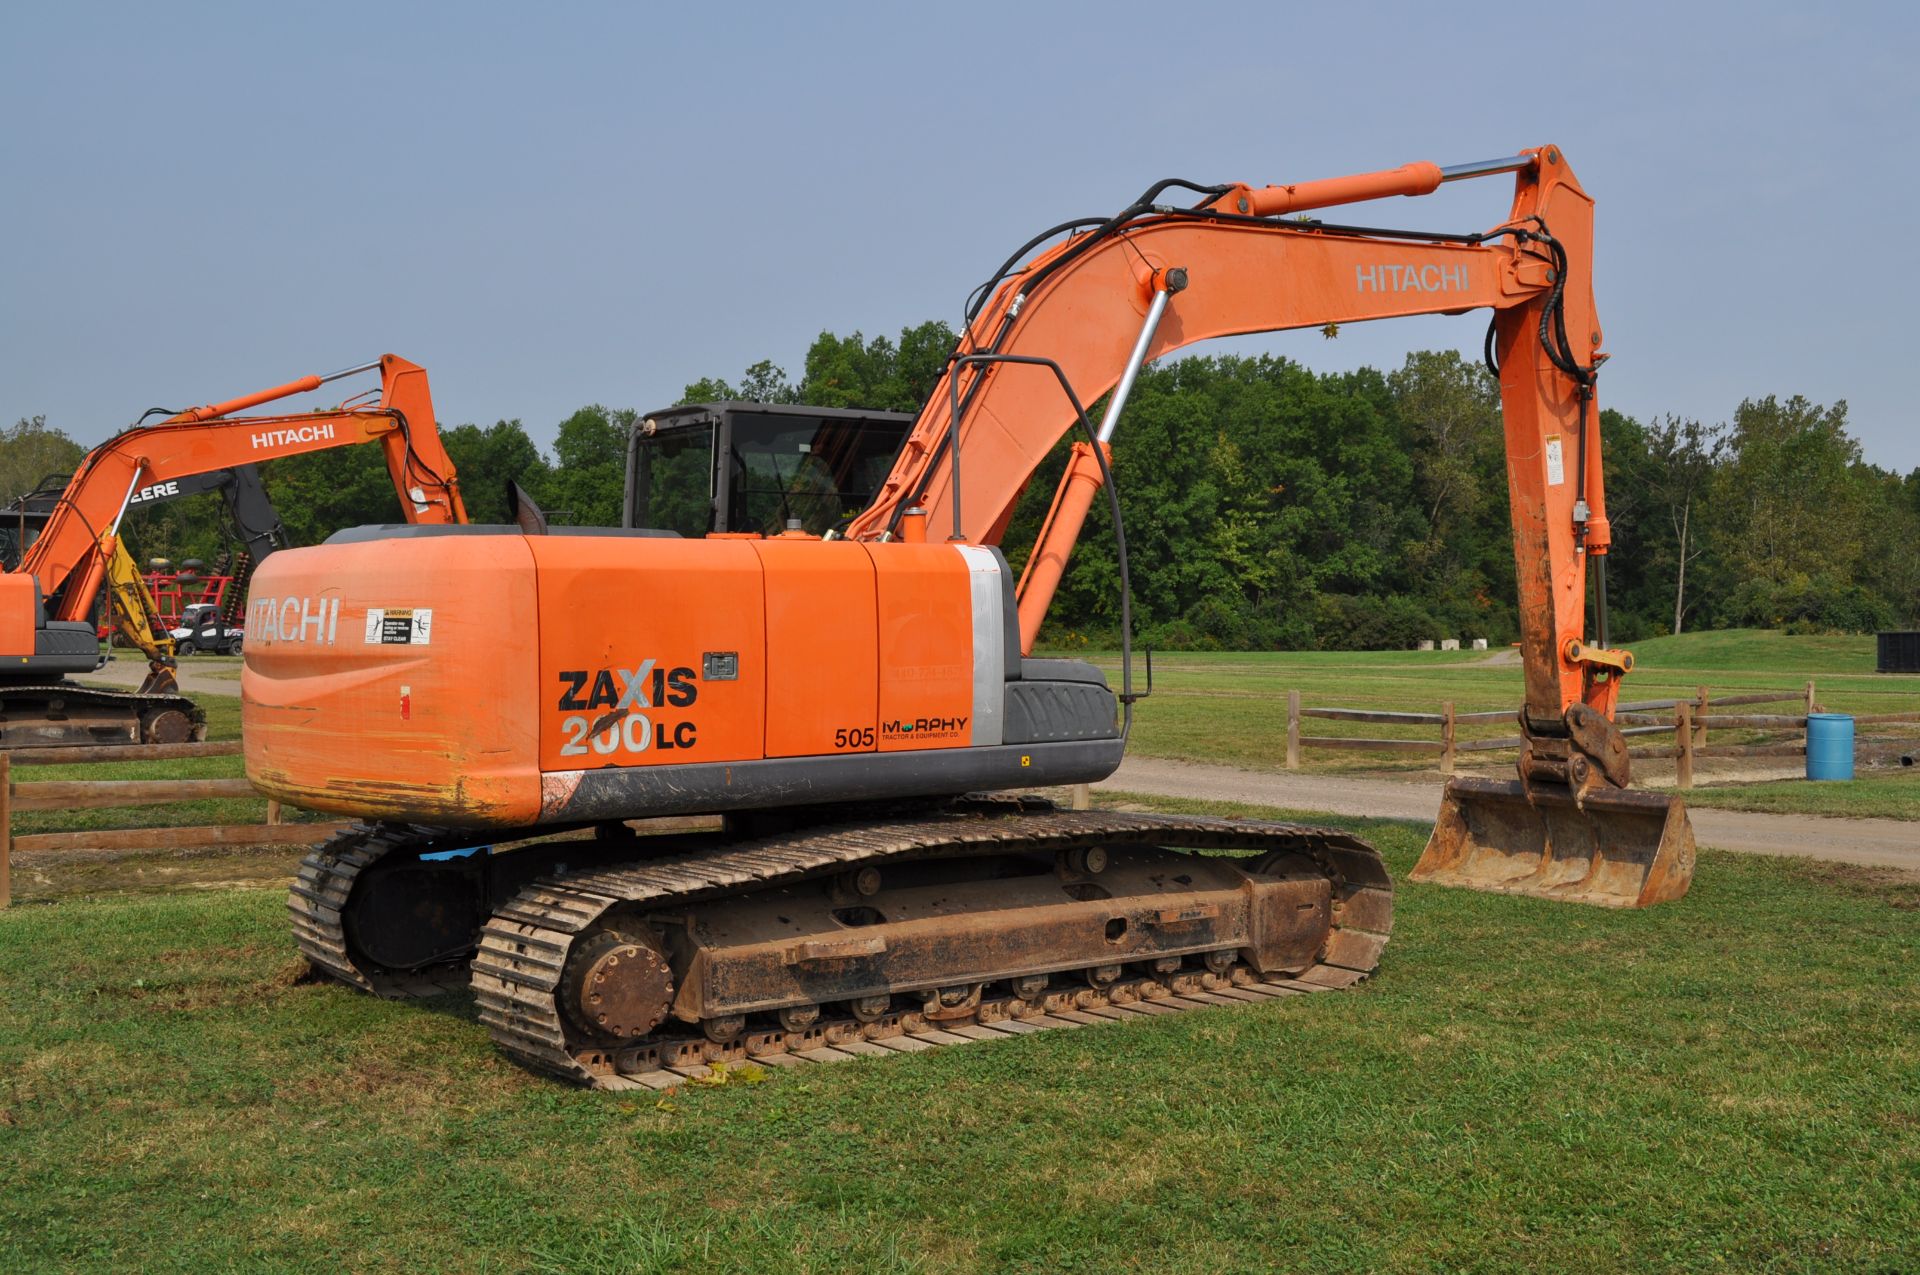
[1411,777,1694,908]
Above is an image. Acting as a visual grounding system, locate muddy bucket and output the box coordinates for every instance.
[1411,777,1694,908]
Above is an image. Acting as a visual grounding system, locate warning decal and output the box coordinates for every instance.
[364,607,434,646]
[1544,435,1566,486]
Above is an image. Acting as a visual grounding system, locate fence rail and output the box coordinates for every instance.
[1284,679,1920,783]
[0,741,347,908]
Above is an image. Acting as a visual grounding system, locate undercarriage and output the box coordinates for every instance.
[0,680,205,749]
[290,798,1393,1087]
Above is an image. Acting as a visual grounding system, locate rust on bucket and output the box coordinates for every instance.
[1411,777,1694,909]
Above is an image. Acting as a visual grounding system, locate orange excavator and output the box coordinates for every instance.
[248,146,1694,1087]
[1,356,465,748]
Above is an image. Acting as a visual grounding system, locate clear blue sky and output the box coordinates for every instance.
[4,2,1915,470]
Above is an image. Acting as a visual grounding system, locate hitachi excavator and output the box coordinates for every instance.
[249,146,1695,1087]
[0,356,465,749]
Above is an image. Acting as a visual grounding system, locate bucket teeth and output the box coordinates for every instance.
[1410,777,1695,909]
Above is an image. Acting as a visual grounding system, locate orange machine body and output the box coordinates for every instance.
[0,575,35,655]
[244,531,1106,828]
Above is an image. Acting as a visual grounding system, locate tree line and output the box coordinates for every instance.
[7,321,1917,648]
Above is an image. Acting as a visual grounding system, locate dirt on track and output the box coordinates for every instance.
[1102,756,1920,873]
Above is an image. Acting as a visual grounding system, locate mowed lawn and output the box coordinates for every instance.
[1,808,1916,1273]
[1067,630,1920,818]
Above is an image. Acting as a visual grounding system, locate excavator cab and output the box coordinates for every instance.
[2,486,60,571]
[625,403,914,538]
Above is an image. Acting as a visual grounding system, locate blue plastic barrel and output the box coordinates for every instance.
[1805,713,1855,781]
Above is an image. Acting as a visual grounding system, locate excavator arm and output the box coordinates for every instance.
[848,145,1690,907]
[19,354,465,626]
[93,465,287,693]
[101,537,181,688]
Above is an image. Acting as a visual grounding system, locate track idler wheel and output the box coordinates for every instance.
[1062,846,1107,875]
[561,930,673,1043]
[139,707,195,744]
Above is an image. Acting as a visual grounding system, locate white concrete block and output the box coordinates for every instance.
[1440,638,1460,651]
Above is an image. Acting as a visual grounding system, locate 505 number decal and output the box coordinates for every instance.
[833,726,875,750]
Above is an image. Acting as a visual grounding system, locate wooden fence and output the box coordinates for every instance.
[1284,679,1919,784]
[0,741,348,908]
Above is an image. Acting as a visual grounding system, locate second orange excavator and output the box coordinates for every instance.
[246,145,1694,1087]
[0,356,466,749]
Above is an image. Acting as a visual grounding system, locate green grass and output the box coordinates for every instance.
[1624,629,1886,675]
[1,808,1915,1273]
[1668,769,1920,820]
[1055,630,1920,817]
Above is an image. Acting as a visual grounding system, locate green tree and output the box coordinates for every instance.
[533,406,632,526]
[260,446,405,545]
[1644,415,1725,635]
[1587,408,1662,640]
[679,359,798,406]
[441,420,549,524]
[2,417,85,506]
[1852,466,1920,627]
[798,321,955,411]
[1713,395,1864,586]
[1387,351,1501,554]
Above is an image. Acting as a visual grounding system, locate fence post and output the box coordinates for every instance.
[1440,701,1456,775]
[1069,784,1091,811]
[1674,702,1694,791]
[1694,685,1709,750]
[1286,690,1301,770]
[1803,678,1817,754]
[0,753,11,910]
[266,799,283,826]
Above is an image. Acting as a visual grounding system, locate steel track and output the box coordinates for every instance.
[288,823,475,997]
[0,681,206,747]
[291,806,1394,1087]
[469,809,1394,1087]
